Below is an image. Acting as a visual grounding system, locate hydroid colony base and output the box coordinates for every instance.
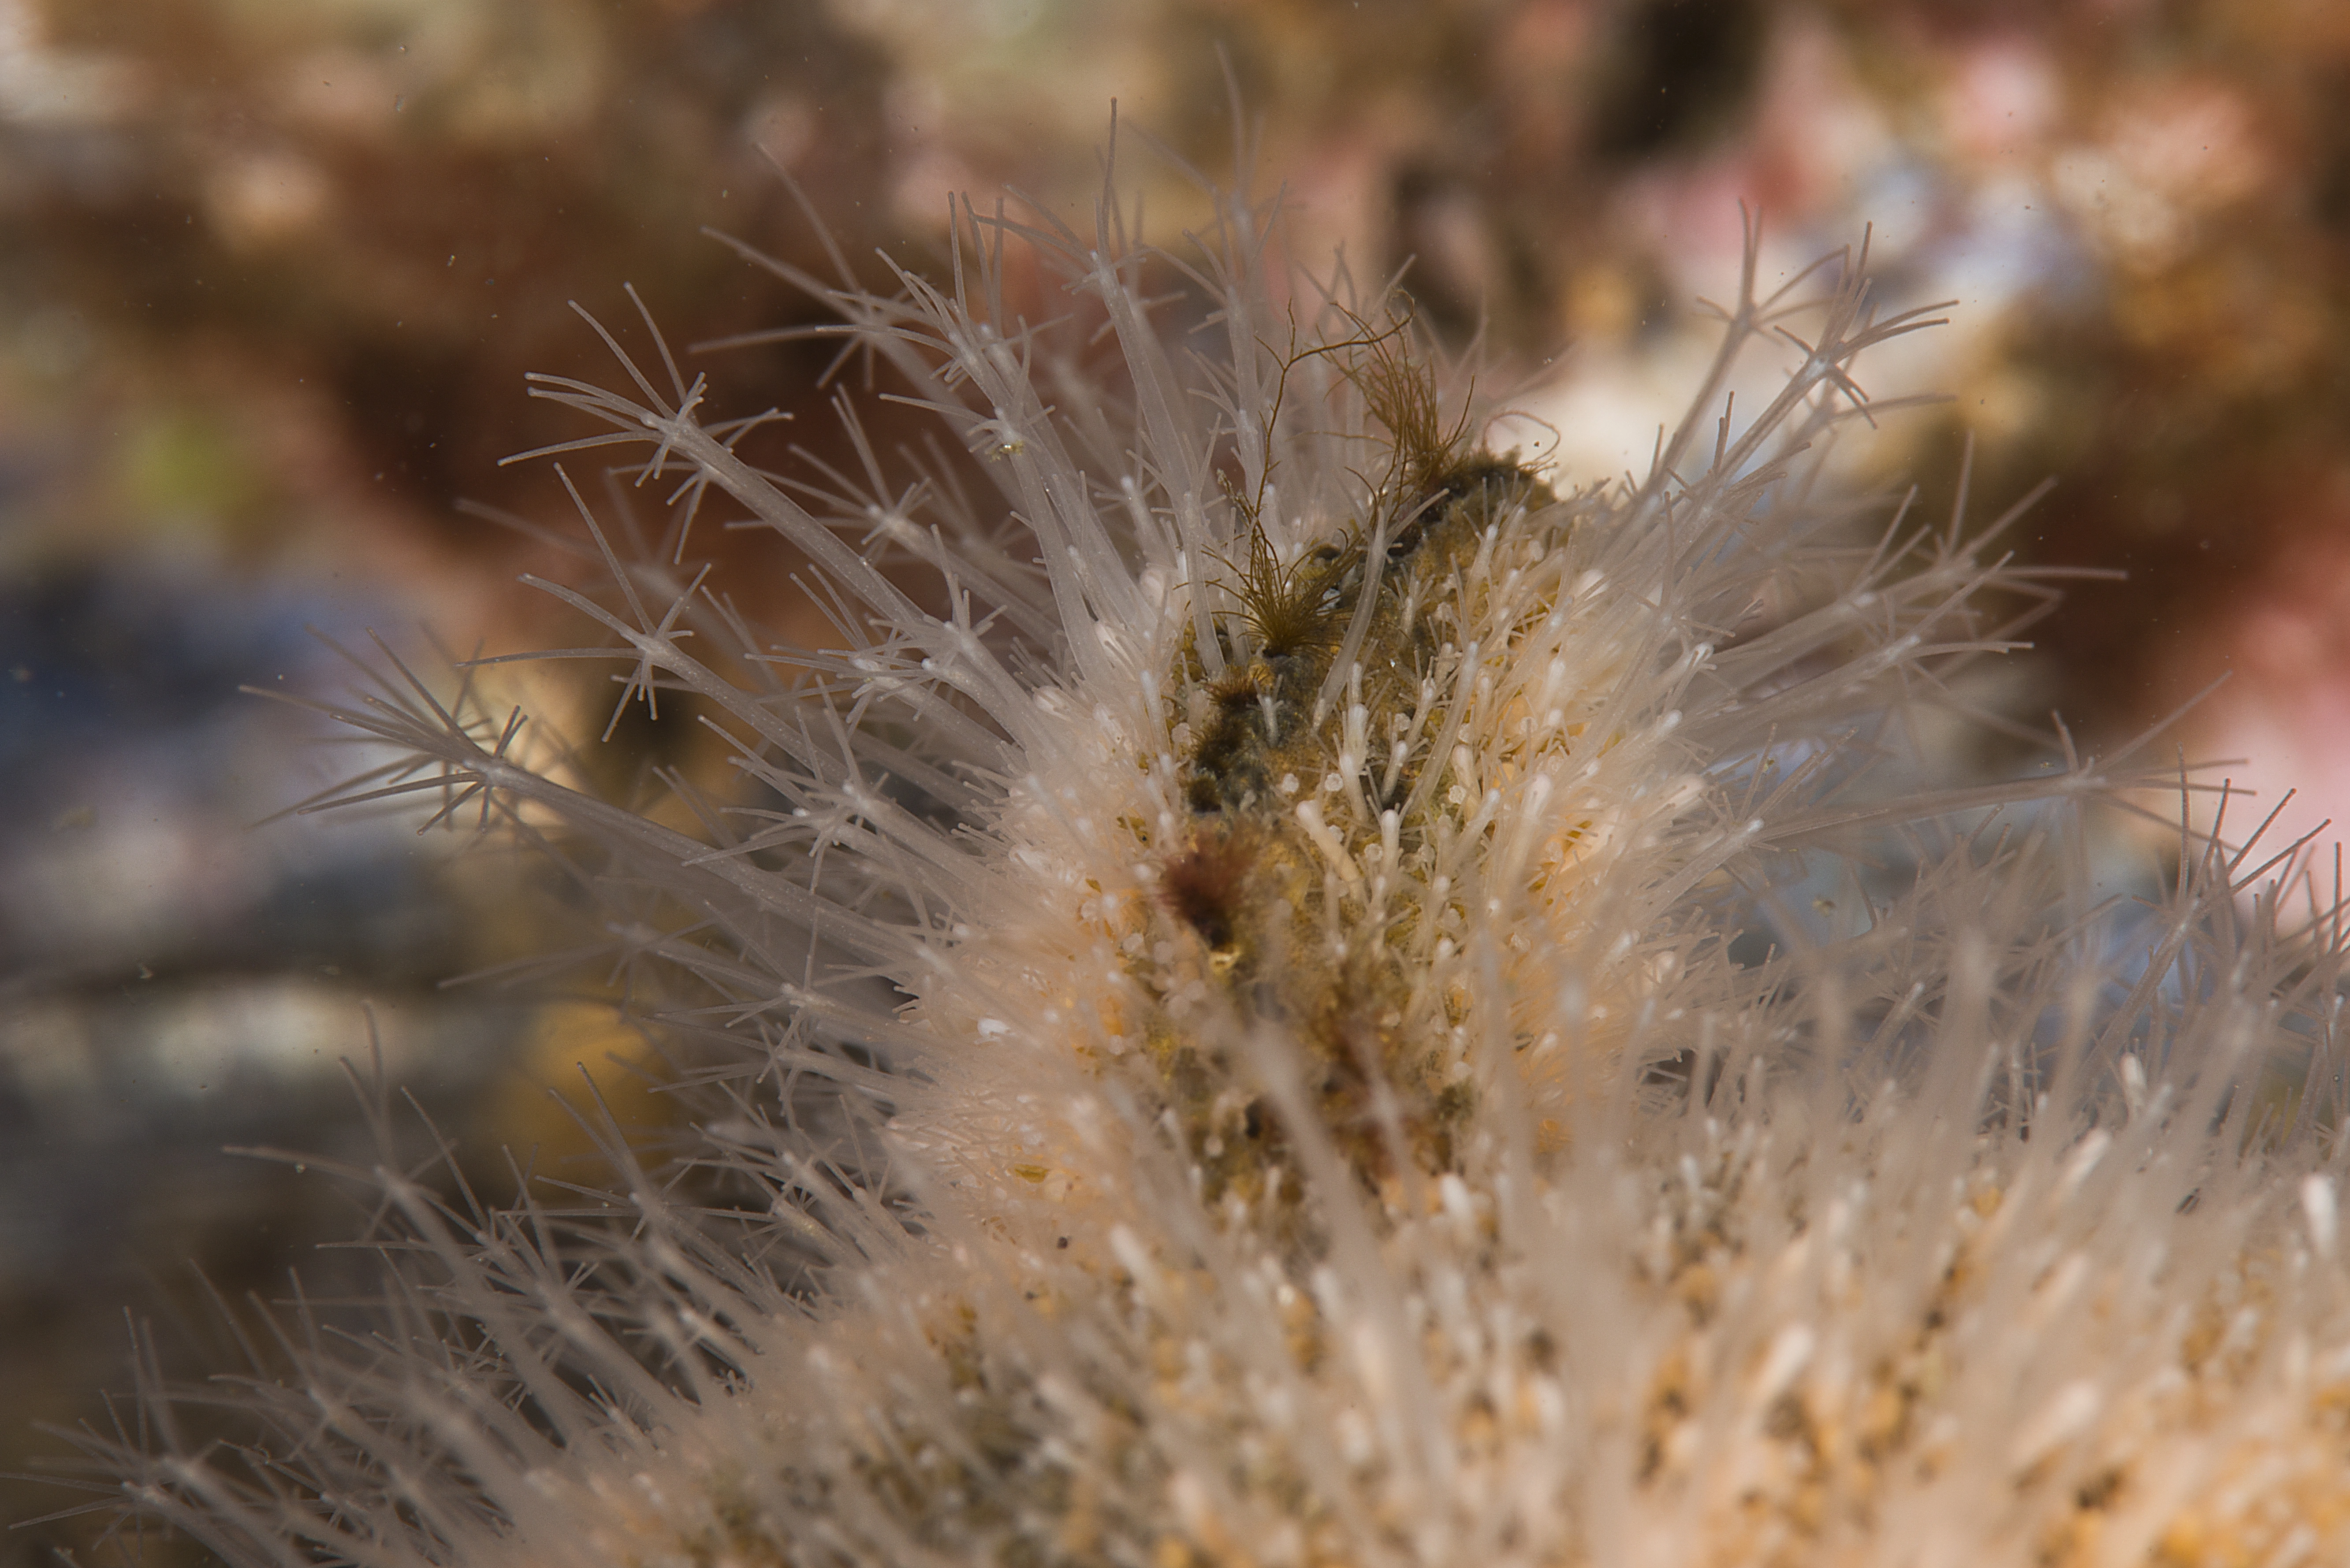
[65,139,2350,1568]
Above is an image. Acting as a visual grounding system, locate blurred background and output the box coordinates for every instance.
[7,0,2350,1558]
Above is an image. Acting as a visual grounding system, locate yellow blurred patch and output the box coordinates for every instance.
[480,999,678,1176]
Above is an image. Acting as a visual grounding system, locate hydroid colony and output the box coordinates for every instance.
[78,135,2350,1567]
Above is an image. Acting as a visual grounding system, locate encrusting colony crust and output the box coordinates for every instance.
[70,132,2350,1568]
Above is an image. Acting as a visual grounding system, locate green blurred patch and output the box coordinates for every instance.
[114,404,276,545]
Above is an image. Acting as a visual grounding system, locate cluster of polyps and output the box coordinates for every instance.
[76,146,2350,1568]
